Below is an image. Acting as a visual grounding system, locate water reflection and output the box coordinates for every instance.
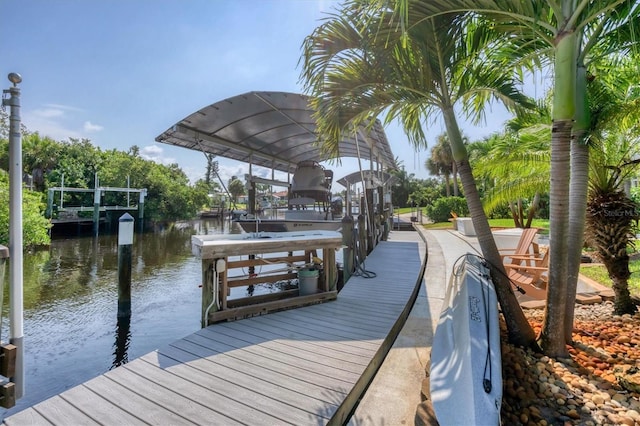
[0,218,232,417]
[111,314,131,369]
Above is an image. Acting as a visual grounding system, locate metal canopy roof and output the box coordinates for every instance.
[336,170,399,188]
[155,91,397,175]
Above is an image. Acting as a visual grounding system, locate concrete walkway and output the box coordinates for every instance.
[349,224,612,425]
[349,227,477,424]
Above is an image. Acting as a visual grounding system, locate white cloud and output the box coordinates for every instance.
[140,144,176,165]
[45,103,83,112]
[22,104,104,142]
[216,162,248,186]
[23,110,84,141]
[83,121,103,132]
[33,107,65,118]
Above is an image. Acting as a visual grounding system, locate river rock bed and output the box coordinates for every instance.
[501,301,640,425]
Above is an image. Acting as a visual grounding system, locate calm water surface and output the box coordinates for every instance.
[0,218,248,418]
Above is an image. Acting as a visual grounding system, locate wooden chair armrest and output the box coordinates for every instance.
[504,264,548,272]
[508,253,543,260]
[500,250,538,257]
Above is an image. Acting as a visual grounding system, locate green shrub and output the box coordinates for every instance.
[0,170,51,248]
[425,196,468,223]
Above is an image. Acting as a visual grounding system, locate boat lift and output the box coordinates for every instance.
[155,91,400,318]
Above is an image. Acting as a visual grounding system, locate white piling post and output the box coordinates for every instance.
[118,213,134,318]
[3,73,24,399]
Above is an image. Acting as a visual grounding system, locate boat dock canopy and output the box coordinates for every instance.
[155,91,397,174]
[337,170,399,188]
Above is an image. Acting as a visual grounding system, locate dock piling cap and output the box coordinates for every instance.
[119,212,134,222]
[0,245,8,259]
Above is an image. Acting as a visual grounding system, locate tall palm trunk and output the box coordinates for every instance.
[452,161,459,196]
[564,63,590,343]
[539,31,577,357]
[444,174,451,196]
[525,193,541,228]
[443,106,537,347]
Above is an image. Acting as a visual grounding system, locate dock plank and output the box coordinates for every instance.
[249,315,382,351]
[215,321,371,366]
[60,384,149,425]
[185,331,363,383]
[105,362,244,425]
[205,326,367,374]
[82,375,194,425]
[129,355,296,425]
[150,344,338,421]
[3,232,425,425]
[224,316,378,357]
[148,346,319,425]
[27,396,95,426]
[196,326,369,375]
[157,339,349,404]
[264,309,389,340]
[3,401,54,426]
[170,336,353,393]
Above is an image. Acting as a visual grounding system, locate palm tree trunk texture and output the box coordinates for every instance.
[538,29,578,357]
[564,60,590,342]
[539,118,572,357]
[565,137,588,342]
[443,107,537,347]
[603,255,636,315]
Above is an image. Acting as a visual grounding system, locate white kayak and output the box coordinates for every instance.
[430,254,503,425]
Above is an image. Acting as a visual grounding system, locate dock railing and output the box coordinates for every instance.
[192,231,343,326]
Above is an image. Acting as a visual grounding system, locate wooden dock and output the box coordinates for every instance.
[3,231,425,426]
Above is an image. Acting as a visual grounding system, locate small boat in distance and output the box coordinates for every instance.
[235,160,343,233]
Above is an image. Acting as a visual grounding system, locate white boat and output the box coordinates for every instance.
[235,160,343,233]
[430,254,503,425]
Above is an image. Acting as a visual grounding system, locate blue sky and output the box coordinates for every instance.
[1,0,522,188]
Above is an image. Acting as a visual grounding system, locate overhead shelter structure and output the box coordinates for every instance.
[337,170,398,213]
[337,170,400,247]
[155,91,397,215]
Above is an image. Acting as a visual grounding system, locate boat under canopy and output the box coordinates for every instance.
[155,91,397,232]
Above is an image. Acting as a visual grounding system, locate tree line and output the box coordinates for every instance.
[0,110,211,248]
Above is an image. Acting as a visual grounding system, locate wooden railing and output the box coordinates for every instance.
[192,231,343,326]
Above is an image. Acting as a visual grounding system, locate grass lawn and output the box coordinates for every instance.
[399,208,640,298]
[580,260,640,299]
[400,208,640,298]
[421,217,550,232]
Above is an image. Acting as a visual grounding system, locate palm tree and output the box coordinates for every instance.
[578,58,640,315]
[392,0,640,357]
[390,165,416,207]
[586,131,640,315]
[472,126,550,228]
[427,133,458,196]
[301,4,537,346]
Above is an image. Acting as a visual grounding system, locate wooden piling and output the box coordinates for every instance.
[0,245,7,295]
[117,213,134,318]
[358,214,367,262]
[93,189,101,236]
[341,216,354,284]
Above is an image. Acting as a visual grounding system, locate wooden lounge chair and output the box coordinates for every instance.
[505,250,549,299]
[499,227,540,266]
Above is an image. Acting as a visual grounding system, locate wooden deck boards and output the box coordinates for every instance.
[3,231,425,426]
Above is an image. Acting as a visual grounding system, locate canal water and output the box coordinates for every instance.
[0,218,259,418]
